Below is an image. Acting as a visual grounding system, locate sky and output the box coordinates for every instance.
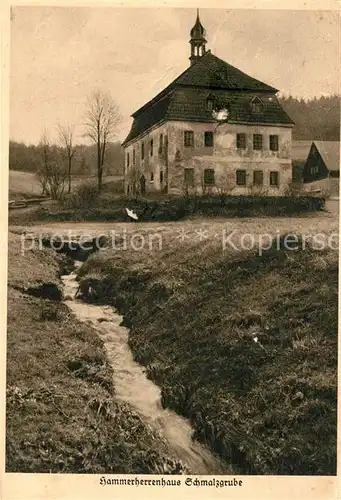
[10,6,340,145]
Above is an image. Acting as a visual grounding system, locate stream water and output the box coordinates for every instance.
[61,264,231,475]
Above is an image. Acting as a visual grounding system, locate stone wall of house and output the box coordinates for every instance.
[123,120,293,196]
[166,120,293,196]
[124,122,168,195]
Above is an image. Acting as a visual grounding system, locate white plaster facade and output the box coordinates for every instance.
[124,120,293,196]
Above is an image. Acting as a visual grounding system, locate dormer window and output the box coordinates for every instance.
[206,96,215,111]
[250,96,263,114]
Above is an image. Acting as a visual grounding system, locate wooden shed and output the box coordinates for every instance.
[302,141,340,196]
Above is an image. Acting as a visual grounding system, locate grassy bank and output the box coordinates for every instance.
[6,232,184,473]
[8,193,325,226]
[78,227,338,475]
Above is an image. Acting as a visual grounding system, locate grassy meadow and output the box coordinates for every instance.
[9,170,123,200]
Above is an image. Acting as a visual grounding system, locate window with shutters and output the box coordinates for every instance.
[269,135,279,151]
[133,149,136,165]
[141,142,145,160]
[184,131,194,147]
[204,169,215,185]
[126,153,130,167]
[150,139,154,156]
[253,134,263,150]
[236,169,247,186]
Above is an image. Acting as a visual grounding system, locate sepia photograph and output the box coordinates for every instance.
[5,2,339,486]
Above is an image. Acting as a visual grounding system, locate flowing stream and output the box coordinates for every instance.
[61,264,231,475]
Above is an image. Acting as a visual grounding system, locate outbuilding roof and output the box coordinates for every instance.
[312,141,340,171]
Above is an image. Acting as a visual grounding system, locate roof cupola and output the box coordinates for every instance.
[189,9,207,66]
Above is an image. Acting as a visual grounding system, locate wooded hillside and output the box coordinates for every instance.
[279,95,340,141]
[9,141,124,176]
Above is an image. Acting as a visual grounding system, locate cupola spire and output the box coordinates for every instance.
[189,9,207,66]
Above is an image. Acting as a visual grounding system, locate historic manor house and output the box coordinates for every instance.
[122,11,294,195]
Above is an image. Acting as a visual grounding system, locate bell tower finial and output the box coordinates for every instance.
[189,9,207,66]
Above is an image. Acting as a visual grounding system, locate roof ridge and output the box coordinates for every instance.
[178,51,277,92]
[208,52,278,92]
[131,53,220,117]
[132,64,196,118]
[132,51,277,117]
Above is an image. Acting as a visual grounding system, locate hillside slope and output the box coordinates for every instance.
[79,232,338,474]
[6,232,184,473]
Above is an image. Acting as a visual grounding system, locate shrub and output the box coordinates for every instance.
[29,193,326,224]
[284,181,304,197]
[63,183,99,209]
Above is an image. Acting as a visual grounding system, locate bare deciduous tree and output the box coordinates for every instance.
[84,90,121,192]
[57,124,76,194]
[36,129,67,200]
[36,129,51,196]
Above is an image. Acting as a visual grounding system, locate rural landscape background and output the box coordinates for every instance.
[9,94,340,200]
[6,6,339,478]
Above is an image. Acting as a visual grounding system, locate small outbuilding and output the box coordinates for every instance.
[302,141,340,196]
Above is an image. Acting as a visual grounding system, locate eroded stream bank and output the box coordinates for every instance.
[62,263,231,475]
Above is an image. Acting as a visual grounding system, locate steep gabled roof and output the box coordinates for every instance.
[132,51,277,119]
[313,141,340,171]
[172,52,277,92]
[123,93,173,145]
[122,51,287,146]
[123,88,294,145]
